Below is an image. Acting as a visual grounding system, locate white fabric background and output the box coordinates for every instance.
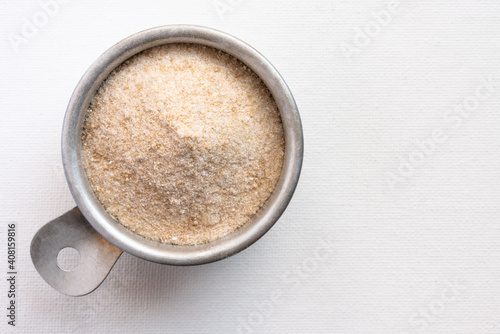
[1,0,500,333]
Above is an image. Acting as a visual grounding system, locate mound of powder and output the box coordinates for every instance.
[81,43,284,245]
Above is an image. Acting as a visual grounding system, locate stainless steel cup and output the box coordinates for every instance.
[30,25,303,296]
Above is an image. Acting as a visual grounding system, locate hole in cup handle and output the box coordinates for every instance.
[30,207,123,296]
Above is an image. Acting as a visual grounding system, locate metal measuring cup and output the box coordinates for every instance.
[30,25,303,296]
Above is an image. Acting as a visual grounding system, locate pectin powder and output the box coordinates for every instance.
[81,43,284,245]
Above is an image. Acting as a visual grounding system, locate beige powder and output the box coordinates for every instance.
[82,43,284,245]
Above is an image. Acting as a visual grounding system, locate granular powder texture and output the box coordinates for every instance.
[82,43,284,245]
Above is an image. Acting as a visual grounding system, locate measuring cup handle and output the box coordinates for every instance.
[30,207,123,296]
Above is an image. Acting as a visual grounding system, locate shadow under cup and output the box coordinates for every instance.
[31,25,303,296]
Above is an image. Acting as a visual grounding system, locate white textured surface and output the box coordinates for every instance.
[1,0,500,333]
